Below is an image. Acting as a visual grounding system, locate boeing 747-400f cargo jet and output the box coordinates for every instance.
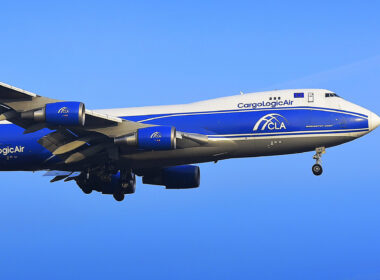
[0,82,378,201]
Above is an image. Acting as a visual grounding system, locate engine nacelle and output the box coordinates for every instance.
[45,102,85,126]
[138,126,176,150]
[115,126,176,150]
[143,165,200,189]
[21,101,85,126]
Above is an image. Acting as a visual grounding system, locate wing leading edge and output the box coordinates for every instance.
[0,81,151,167]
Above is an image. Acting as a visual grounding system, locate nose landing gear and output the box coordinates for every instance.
[312,147,325,176]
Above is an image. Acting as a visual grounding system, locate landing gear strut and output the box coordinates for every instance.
[112,170,136,201]
[312,147,325,176]
[76,170,93,194]
[120,170,136,194]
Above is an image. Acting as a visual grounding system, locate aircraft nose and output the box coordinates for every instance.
[370,112,380,131]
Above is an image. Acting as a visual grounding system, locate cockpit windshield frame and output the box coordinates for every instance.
[325,93,340,98]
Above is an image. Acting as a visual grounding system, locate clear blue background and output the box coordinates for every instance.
[0,1,380,279]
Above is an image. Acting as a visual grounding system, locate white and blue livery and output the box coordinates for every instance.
[0,82,378,201]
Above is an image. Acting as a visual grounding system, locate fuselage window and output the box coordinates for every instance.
[270,96,285,100]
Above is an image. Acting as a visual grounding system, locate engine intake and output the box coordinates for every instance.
[21,101,85,126]
[143,165,200,189]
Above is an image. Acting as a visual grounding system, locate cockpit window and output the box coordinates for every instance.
[325,93,340,98]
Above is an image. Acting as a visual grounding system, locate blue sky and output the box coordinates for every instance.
[1,1,380,279]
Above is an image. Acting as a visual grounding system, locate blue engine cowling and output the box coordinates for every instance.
[21,101,86,126]
[142,165,200,189]
[45,102,86,126]
[137,126,176,150]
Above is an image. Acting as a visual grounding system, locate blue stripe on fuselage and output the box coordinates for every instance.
[0,106,369,170]
[208,128,370,138]
[123,106,368,123]
[122,108,369,136]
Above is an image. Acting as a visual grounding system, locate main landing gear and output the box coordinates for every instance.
[312,147,325,176]
[75,168,136,202]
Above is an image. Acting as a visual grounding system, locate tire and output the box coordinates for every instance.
[77,180,92,194]
[312,164,323,176]
[82,187,92,194]
[113,192,125,202]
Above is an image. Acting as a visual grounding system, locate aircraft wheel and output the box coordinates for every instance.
[82,187,92,194]
[312,164,323,176]
[113,192,125,202]
[78,182,92,194]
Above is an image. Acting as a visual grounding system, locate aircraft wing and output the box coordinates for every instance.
[0,81,151,167]
[0,81,144,130]
[0,82,209,169]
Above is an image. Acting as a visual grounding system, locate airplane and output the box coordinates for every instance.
[0,82,379,201]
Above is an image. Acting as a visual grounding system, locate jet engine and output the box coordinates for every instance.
[143,165,200,189]
[21,101,86,126]
[115,126,176,150]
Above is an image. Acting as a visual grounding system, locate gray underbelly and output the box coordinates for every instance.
[118,132,361,169]
[230,133,358,157]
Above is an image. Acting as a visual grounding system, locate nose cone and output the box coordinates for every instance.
[370,112,380,131]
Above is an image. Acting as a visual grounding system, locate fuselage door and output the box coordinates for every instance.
[308,92,314,103]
